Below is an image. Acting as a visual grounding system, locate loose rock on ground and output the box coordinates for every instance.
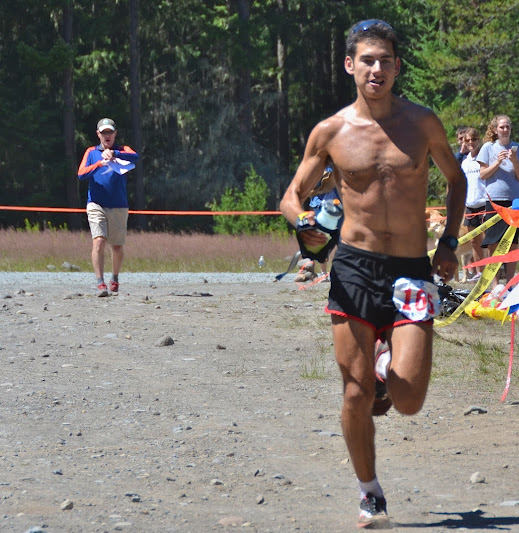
[1,275,518,532]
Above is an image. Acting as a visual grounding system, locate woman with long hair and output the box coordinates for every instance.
[477,114,519,286]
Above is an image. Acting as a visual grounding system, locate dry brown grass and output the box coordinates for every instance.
[0,229,299,272]
[432,313,519,392]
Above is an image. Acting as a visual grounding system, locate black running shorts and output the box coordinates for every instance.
[482,200,519,247]
[325,242,434,334]
[464,205,485,228]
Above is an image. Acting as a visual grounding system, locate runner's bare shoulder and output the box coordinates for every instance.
[310,112,348,149]
[398,97,443,128]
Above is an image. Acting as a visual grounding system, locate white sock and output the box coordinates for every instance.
[358,476,384,499]
[375,343,391,380]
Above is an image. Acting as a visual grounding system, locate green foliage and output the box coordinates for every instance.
[209,165,287,235]
[20,218,40,233]
[46,220,69,232]
[404,0,519,135]
[16,218,70,233]
[427,166,448,205]
[8,0,519,231]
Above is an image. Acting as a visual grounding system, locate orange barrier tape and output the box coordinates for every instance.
[0,206,282,216]
[0,206,86,213]
[426,209,495,222]
[3,205,454,217]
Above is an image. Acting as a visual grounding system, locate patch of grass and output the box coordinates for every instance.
[0,228,298,273]
[300,337,332,379]
[432,315,518,390]
[281,311,310,329]
[472,341,507,377]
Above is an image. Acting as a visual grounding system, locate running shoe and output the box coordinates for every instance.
[109,280,119,294]
[97,282,109,297]
[467,272,481,283]
[357,492,390,529]
[374,340,391,381]
[373,340,392,417]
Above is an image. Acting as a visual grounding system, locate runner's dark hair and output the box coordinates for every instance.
[346,20,398,58]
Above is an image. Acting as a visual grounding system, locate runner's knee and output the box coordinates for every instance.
[343,380,374,413]
[390,379,427,415]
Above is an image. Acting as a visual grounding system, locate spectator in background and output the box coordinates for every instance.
[454,126,469,164]
[78,118,139,297]
[461,128,486,283]
[477,114,519,287]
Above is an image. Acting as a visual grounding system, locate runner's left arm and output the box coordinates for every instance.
[427,112,467,281]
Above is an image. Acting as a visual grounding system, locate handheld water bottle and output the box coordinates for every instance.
[315,199,343,231]
[296,198,343,262]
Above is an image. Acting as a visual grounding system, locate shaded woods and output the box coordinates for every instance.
[2,0,519,232]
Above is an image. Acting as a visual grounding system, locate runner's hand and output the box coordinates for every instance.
[431,246,458,282]
[296,211,328,246]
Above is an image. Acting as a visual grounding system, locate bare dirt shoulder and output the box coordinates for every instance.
[0,277,518,533]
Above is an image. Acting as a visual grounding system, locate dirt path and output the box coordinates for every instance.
[1,277,518,532]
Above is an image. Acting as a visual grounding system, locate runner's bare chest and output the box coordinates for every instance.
[330,118,428,189]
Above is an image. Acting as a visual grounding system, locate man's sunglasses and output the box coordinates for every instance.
[351,20,393,33]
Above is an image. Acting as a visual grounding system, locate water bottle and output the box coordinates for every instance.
[315,199,343,230]
[301,199,343,257]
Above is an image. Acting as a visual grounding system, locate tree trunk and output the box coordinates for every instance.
[330,24,347,109]
[63,0,80,229]
[234,0,251,136]
[276,0,289,176]
[129,0,145,229]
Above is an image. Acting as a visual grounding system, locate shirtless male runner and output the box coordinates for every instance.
[280,20,466,528]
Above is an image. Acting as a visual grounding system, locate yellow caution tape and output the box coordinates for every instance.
[434,221,516,327]
[427,213,501,259]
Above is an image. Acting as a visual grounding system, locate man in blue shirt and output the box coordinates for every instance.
[78,118,139,296]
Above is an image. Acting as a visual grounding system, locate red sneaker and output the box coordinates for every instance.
[97,282,109,297]
[109,280,119,294]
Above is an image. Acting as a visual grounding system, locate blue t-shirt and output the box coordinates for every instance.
[477,141,519,201]
[78,144,139,208]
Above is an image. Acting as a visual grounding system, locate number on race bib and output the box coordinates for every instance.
[393,278,440,322]
[400,287,436,314]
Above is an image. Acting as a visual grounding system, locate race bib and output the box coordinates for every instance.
[393,277,440,321]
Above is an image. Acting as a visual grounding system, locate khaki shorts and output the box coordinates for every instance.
[86,203,128,245]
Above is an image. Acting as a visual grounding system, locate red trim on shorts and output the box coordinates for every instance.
[378,318,434,335]
[326,306,434,335]
[325,306,377,331]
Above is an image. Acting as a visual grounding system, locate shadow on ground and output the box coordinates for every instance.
[395,509,519,530]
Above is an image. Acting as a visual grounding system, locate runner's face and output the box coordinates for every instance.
[344,39,400,98]
[97,129,116,149]
[495,119,511,143]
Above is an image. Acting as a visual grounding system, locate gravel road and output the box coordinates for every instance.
[1,272,518,533]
